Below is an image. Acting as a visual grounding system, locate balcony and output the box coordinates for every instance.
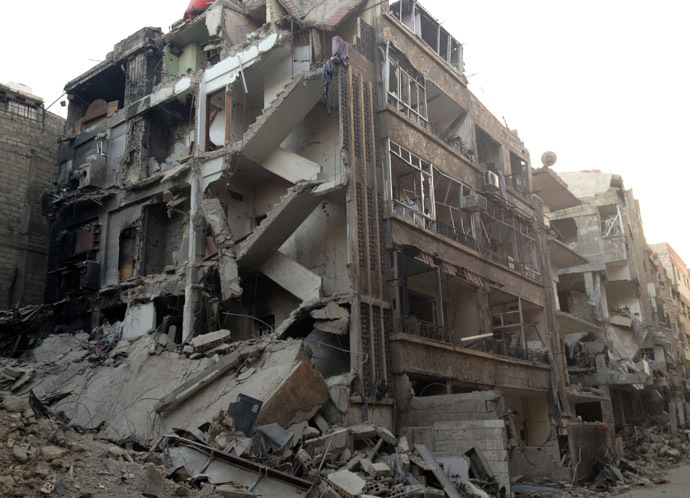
[395,316,549,364]
[433,220,479,252]
[395,316,453,344]
[428,122,474,161]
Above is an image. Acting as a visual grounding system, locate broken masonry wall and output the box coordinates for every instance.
[399,391,512,491]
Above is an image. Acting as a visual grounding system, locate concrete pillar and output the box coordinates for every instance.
[598,386,616,428]
[670,400,678,436]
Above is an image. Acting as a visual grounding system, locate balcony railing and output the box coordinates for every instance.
[428,122,474,161]
[395,316,454,344]
[461,334,550,364]
[433,220,479,252]
[395,316,550,364]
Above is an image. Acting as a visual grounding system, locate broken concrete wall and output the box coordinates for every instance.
[509,441,571,483]
[568,422,617,483]
[399,391,511,490]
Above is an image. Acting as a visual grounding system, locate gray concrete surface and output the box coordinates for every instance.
[617,463,690,497]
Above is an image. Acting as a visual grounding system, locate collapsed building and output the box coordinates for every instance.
[3,0,690,495]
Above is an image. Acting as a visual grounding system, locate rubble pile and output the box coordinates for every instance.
[0,397,197,497]
[0,328,504,497]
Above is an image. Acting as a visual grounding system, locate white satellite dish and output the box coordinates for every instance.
[541,151,557,167]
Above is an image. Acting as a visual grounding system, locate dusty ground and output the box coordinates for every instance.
[615,462,690,498]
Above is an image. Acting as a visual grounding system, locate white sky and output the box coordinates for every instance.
[3,0,690,262]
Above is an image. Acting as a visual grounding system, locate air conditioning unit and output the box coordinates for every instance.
[461,193,487,212]
[77,155,107,189]
[483,170,500,190]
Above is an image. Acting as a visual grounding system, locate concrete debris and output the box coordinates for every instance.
[190,328,232,352]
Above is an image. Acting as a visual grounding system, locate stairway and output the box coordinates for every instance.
[240,68,323,165]
[261,251,322,302]
[236,176,346,269]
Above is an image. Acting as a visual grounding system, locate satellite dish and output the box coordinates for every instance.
[541,151,557,167]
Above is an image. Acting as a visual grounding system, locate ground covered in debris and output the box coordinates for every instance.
[0,402,203,497]
[2,328,690,497]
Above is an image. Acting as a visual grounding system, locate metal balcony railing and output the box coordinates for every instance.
[428,122,474,161]
[395,316,454,344]
[462,335,550,364]
[433,220,479,252]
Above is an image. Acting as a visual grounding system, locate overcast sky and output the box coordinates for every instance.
[3,1,690,261]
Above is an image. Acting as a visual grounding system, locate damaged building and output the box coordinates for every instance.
[3,1,689,496]
[545,169,689,438]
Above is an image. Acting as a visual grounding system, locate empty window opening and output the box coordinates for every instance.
[426,82,473,159]
[575,402,604,423]
[475,127,501,171]
[143,203,187,275]
[118,227,137,281]
[101,303,127,325]
[409,375,449,397]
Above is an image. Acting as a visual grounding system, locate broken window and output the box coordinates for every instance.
[432,170,478,251]
[2,97,41,123]
[386,47,428,127]
[598,204,624,237]
[386,140,434,227]
[510,152,528,194]
[389,1,464,75]
[480,200,540,279]
[475,127,502,172]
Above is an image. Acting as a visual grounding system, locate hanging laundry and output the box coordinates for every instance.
[322,59,334,116]
[332,36,350,66]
